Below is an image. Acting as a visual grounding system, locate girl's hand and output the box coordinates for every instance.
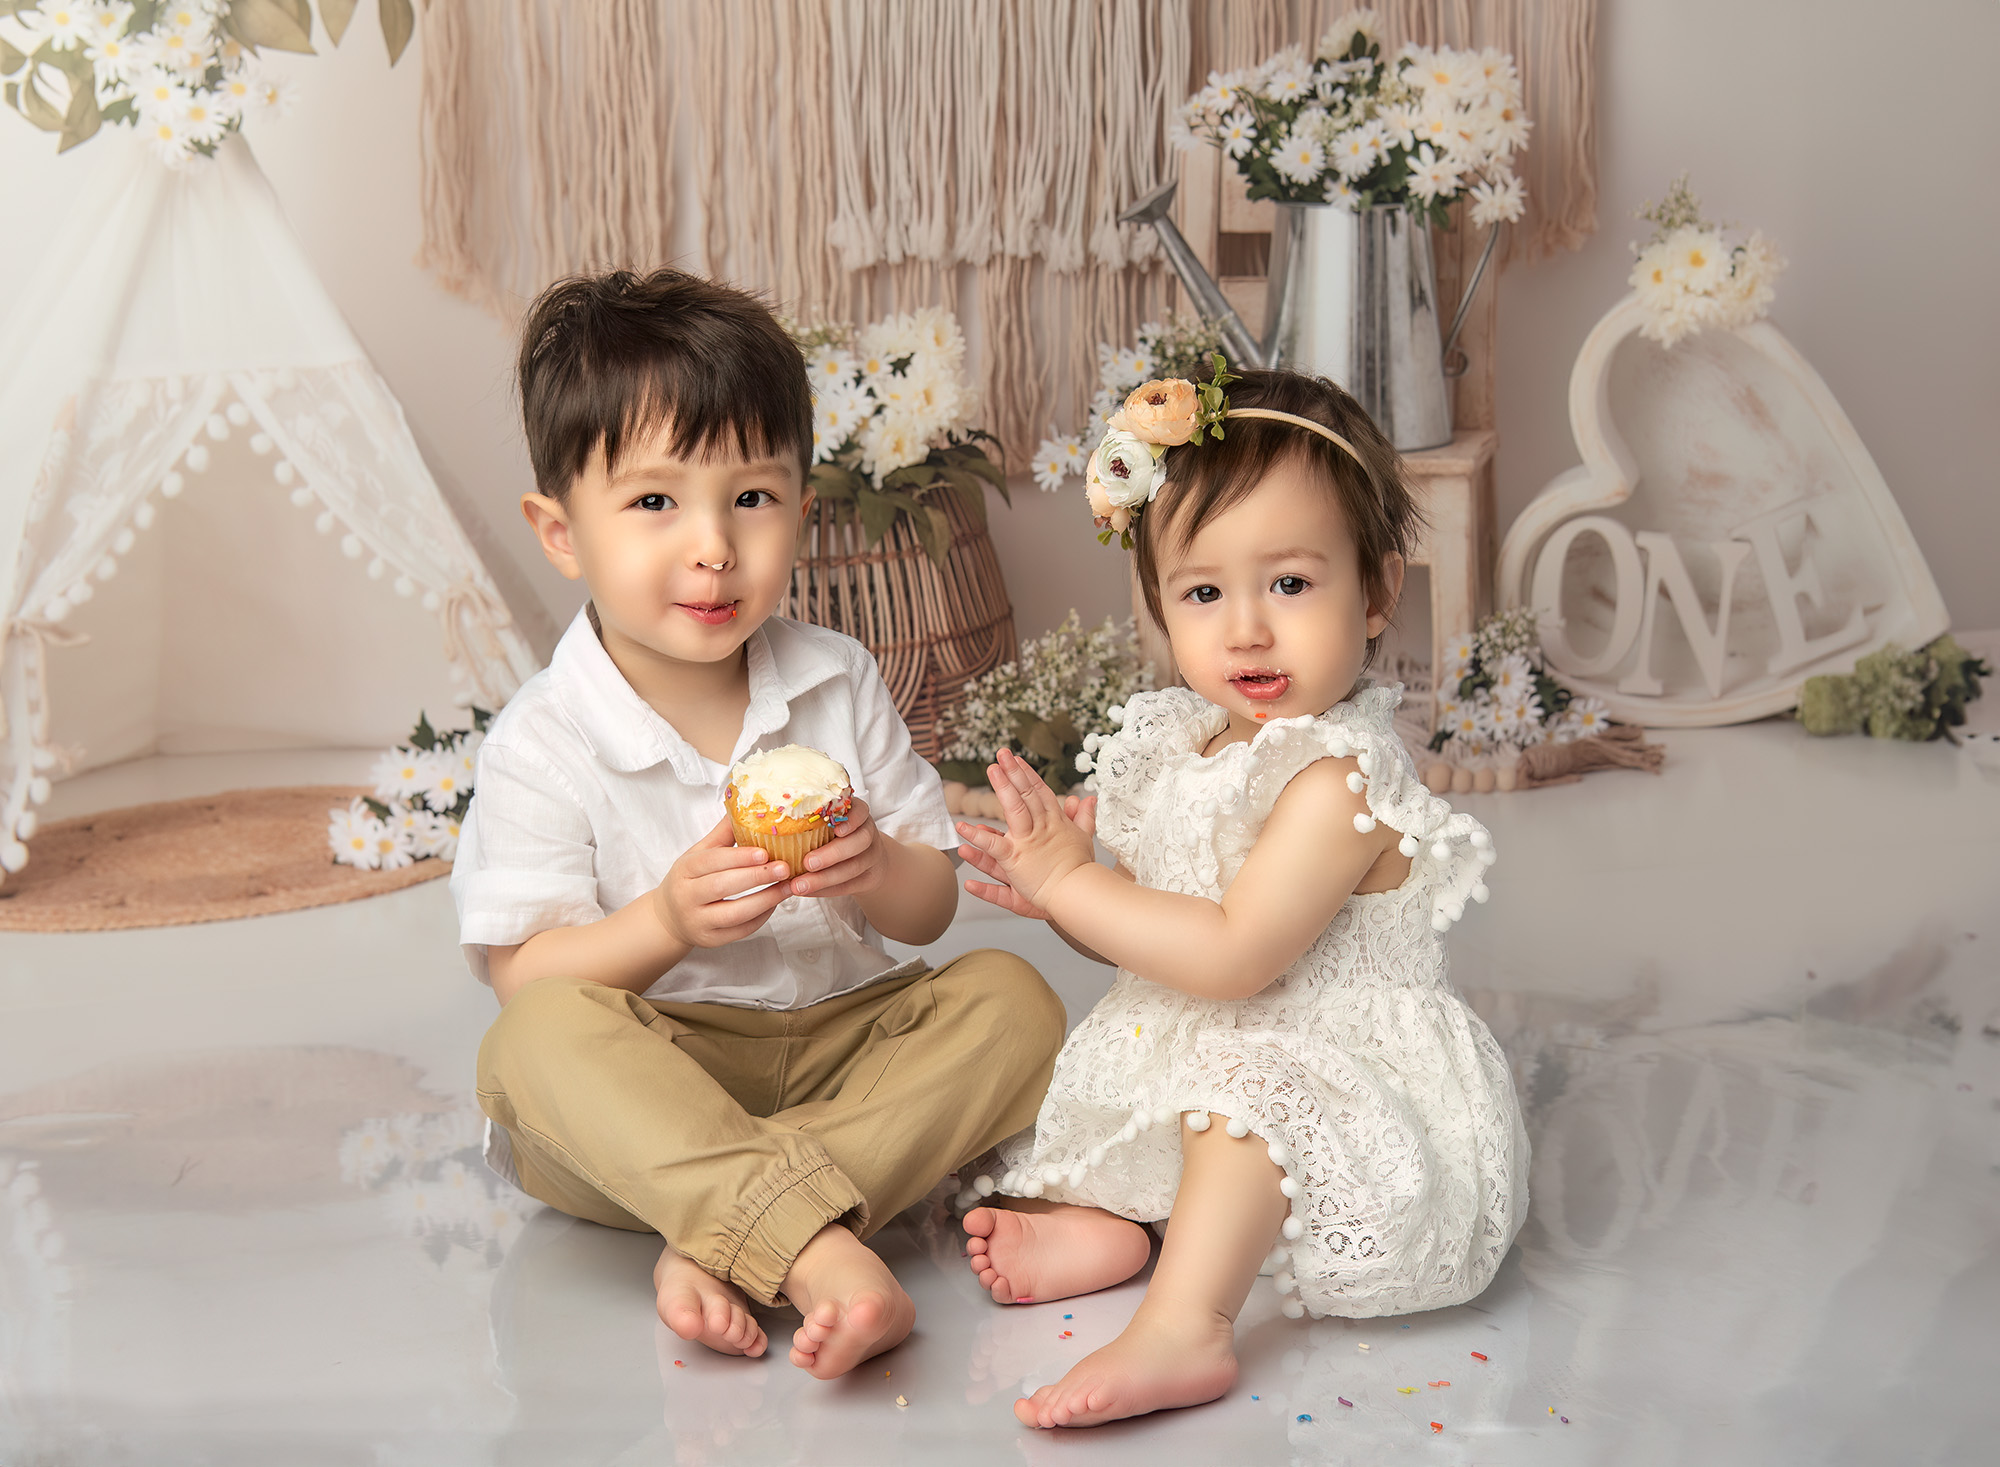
[787,798,886,900]
[959,791,1096,919]
[955,749,1095,913]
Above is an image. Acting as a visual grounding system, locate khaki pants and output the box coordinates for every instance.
[475,949,1064,1305]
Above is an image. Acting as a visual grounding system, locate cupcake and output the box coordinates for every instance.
[724,744,855,872]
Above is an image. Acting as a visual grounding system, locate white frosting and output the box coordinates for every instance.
[727,744,851,818]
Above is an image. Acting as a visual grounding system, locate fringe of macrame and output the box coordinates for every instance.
[1518,724,1664,788]
[415,1,1595,450]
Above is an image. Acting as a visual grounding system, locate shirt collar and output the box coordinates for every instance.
[549,607,850,781]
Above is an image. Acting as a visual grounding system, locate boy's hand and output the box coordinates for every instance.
[654,815,793,949]
[954,748,1095,914]
[787,798,888,900]
[958,790,1096,921]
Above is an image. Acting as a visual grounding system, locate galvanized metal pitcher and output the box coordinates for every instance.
[1121,181,1497,452]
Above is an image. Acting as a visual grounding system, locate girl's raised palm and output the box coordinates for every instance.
[957,752,1097,919]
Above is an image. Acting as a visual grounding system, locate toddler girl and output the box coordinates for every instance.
[955,367,1527,1430]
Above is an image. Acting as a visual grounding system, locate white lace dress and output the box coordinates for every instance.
[982,683,1528,1319]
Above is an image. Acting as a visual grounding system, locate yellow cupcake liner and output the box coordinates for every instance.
[730,821,834,874]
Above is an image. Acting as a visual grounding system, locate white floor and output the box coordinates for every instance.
[4,719,1999,1465]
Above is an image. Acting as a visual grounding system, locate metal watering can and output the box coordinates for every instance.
[1120,180,1498,452]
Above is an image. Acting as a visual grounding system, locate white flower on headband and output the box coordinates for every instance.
[1092,431,1166,511]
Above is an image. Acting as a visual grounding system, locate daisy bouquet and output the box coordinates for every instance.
[794,308,1008,569]
[1628,174,1785,348]
[0,1,413,165]
[938,612,1155,795]
[327,708,488,871]
[1429,608,1608,760]
[1175,8,1529,228]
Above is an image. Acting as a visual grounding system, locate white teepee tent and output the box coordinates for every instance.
[0,132,540,875]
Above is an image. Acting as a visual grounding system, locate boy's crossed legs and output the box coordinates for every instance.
[477,949,1063,1377]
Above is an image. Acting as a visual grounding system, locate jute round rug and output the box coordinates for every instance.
[0,786,449,933]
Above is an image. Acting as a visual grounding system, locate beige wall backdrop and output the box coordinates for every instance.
[4,0,1994,678]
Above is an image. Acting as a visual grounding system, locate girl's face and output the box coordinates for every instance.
[1155,454,1403,736]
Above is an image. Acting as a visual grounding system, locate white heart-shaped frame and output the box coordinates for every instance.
[1496,294,1948,727]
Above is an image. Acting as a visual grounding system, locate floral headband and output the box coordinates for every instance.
[1086,354,1366,548]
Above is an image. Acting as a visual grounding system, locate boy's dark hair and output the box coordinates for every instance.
[516,268,812,500]
[1132,368,1422,669]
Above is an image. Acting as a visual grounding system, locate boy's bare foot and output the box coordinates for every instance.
[963,1204,1152,1304]
[1015,1304,1237,1429]
[782,1225,914,1379]
[654,1245,768,1357]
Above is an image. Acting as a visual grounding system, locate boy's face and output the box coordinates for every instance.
[522,421,811,671]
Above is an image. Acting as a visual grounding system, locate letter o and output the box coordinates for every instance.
[1530,515,1645,678]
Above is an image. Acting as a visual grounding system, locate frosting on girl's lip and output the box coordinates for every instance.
[677,601,740,625]
[1230,670,1290,701]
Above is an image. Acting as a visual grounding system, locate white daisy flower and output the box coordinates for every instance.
[21,3,92,50]
[132,68,189,123]
[416,811,463,861]
[1218,110,1258,159]
[328,799,381,870]
[181,88,226,146]
[1490,651,1535,704]
[1331,120,1386,179]
[1470,101,1532,160]
[1031,437,1071,493]
[1376,102,1418,150]
[215,67,258,113]
[1664,225,1730,294]
[84,31,143,95]
[1324,177,1362,209]
[909,306,966,369]
[371,747,426,802]
[1262,61,1314,105]
[86,3,135,40]
[1057,435,1088,472]
[1272,129,1328,185]
[1407,45,1477,103]
[252,75,297,118]
[144,112,194,165]
[1445,701,1485,744]
[338,1117,395,1187]
[1319,9,1380,58]
[810,379,869,463]
[806,345,858,389]
[858,412,926,478]
[1407,144,1463,202]
[137,24,207,79]
[415,749,466,808]
[375,820,416,872]
[1410,106,1458,155]
[1469,175,1525,227]
[1566,697,1612,737]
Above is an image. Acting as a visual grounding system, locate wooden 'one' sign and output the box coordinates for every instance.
[1496,295,1948,727]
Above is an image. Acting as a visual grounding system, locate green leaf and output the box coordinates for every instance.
[1013,714,1066,764]
[56,72,100,152]
[807,462,862,503]
[362,796,394,821]
[226,0,316,55]
[854,485,904,547]
[1,38,25,77]
[379,0,415,64]
[100,95,135,125]
[409,711,438,751]
[933,758,990,787]
[321,0,358,44]
[471,705,494,734]
[912,503,952,568]
[1043,711,1080,748]
[13,69,65,132]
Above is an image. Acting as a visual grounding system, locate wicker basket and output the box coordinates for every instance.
[787,490,1015,761]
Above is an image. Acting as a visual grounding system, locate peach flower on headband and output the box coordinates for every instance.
[1108,378,1200,446]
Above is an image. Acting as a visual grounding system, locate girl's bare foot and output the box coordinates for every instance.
[782,1225,915,1379]
[1015,1304,1238,1429]
[962,1204,1152,1304]
[654,1245,768,1357]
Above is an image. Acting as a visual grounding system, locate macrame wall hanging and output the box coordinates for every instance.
[416,0,1596,463]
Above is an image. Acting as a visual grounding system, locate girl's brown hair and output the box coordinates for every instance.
[1132,369,1422,668]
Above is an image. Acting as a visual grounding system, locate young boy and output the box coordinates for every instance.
[454,268,1065,1378]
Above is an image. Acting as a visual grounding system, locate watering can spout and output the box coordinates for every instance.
[1119,181,1271,370]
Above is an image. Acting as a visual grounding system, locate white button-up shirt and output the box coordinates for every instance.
[451,608,958,1010]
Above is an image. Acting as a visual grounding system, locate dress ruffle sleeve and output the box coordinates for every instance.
[1085,686,1215,870]
[1212,683,1497,934]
